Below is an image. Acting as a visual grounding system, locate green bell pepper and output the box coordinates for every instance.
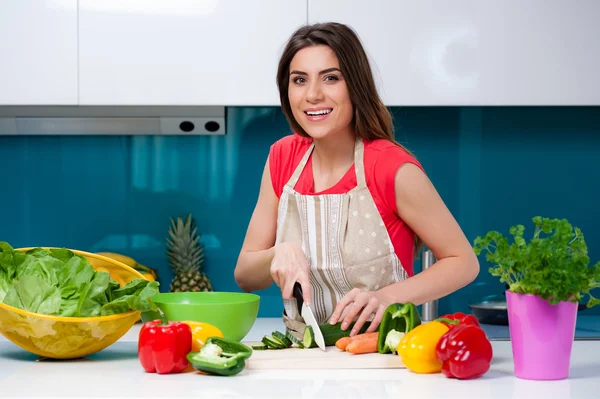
[187,337,253,376]
[377,302,422,354]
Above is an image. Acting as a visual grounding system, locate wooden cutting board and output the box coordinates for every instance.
[244,342,406,369]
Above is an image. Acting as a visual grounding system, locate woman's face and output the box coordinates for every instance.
[288,45,354,140]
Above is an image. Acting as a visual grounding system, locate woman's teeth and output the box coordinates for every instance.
[305,109,332,116]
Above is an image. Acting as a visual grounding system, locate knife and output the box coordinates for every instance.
[293,282,326,351]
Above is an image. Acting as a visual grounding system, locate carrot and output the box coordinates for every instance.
[336,336,351,350]
[349,332,378,341]
[345,333,379,354]
[337,332,379,351]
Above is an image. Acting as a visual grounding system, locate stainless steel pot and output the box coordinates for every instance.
[469,296,509,325]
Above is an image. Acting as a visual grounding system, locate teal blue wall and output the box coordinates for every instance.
[1,106,599,317]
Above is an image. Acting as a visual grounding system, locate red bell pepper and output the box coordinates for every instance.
[436,312,480,330]
[138,319,192,374]
[435,324,493,379]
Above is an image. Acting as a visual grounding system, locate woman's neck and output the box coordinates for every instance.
[311,130,356,173]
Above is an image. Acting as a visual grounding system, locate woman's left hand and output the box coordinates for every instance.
[328,288,391,336]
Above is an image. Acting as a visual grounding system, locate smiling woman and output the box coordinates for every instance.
[234,22,480,338]
[287,52,352,141]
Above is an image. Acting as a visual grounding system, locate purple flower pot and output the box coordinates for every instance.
[506,290,578,380]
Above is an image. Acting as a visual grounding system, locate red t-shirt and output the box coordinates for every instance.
[269,134,424,277]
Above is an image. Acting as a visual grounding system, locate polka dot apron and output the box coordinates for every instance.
[277,138,409,337]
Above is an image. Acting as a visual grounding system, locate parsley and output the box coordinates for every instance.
[473,216,600,308]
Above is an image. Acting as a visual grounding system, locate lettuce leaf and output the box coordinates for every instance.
[3,275,62,314]
[0,242,159,317]
[0,242,18,301]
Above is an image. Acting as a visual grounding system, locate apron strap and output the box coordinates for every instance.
[285,143,315,189]
[353,138,367,189]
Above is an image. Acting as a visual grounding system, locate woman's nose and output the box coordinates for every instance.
[306,82,323,103]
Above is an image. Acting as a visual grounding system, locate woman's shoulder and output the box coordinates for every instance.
[364,138,423,171]
[363,138,425,213]
[269,134,312,197]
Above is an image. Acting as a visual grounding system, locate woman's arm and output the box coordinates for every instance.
[379,162,480,305]
[234,156,314,302]
[234,158,279,292]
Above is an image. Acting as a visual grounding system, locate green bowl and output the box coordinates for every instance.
[150,292,260,342]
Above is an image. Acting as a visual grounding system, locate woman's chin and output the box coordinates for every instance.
[302,127,335,140]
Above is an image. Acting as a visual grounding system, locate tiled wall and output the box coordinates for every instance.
[1,106,599,317]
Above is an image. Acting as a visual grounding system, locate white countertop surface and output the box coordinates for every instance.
[1,317,599,399]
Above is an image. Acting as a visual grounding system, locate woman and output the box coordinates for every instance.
[234,22,479,338]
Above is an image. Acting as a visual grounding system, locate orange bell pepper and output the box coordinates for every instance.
[181,321,224,352]
[397,321,450,374]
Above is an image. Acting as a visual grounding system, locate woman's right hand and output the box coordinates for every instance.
[270,242,312,305]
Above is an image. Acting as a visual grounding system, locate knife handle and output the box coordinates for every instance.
[292,282,304,313]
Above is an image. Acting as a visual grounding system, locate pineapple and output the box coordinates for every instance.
[166,213,213,292]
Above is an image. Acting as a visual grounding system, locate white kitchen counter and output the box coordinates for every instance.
[1,318,599,399]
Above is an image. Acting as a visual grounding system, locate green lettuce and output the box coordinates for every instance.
[0,242,159,317]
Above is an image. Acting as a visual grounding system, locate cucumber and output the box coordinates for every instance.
[252,344,268,350]
[260,324,366,350]
[262,335,285,349]
[269,333,290,348]
[285,331,304,348]
[272,331,292,348]
[302,321,378,348]
[258,330,298,349]
[303,326,316,348]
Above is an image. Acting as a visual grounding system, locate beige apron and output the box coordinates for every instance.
[276,138,408,338]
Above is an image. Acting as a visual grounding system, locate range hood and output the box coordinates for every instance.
[0,106,226,136]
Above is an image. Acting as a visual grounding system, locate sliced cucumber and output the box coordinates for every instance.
[302,325,317,348]
[259,323,373,351]
[252,344,268,350]
[269,334,289,348]
[262,335,285,349]
[272,331,292,348]
[285,331,304,348]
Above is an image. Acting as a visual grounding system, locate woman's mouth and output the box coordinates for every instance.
[304,108,333,122]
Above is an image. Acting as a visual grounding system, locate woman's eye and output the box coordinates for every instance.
[292,77,306,84]
[324,75,339,82]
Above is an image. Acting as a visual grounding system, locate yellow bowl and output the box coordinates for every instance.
[0,248,145,359]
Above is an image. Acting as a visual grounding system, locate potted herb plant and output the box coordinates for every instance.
[473,216,600,381]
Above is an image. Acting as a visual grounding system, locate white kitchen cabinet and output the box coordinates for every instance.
[309,0,600,106]
[78,0,307,106]
[0,0,78,105]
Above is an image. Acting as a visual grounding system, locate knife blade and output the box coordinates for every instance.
[293,282,326,351]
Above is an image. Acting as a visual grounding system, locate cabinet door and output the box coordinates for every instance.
[0,0,78,105]
[309,0,600,106]
[79,0,307,106]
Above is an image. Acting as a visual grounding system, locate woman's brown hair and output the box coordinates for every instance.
[276,22,422,255]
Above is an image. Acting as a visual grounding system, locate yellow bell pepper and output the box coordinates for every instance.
[397,321,450,374]
[181,321,224,352]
